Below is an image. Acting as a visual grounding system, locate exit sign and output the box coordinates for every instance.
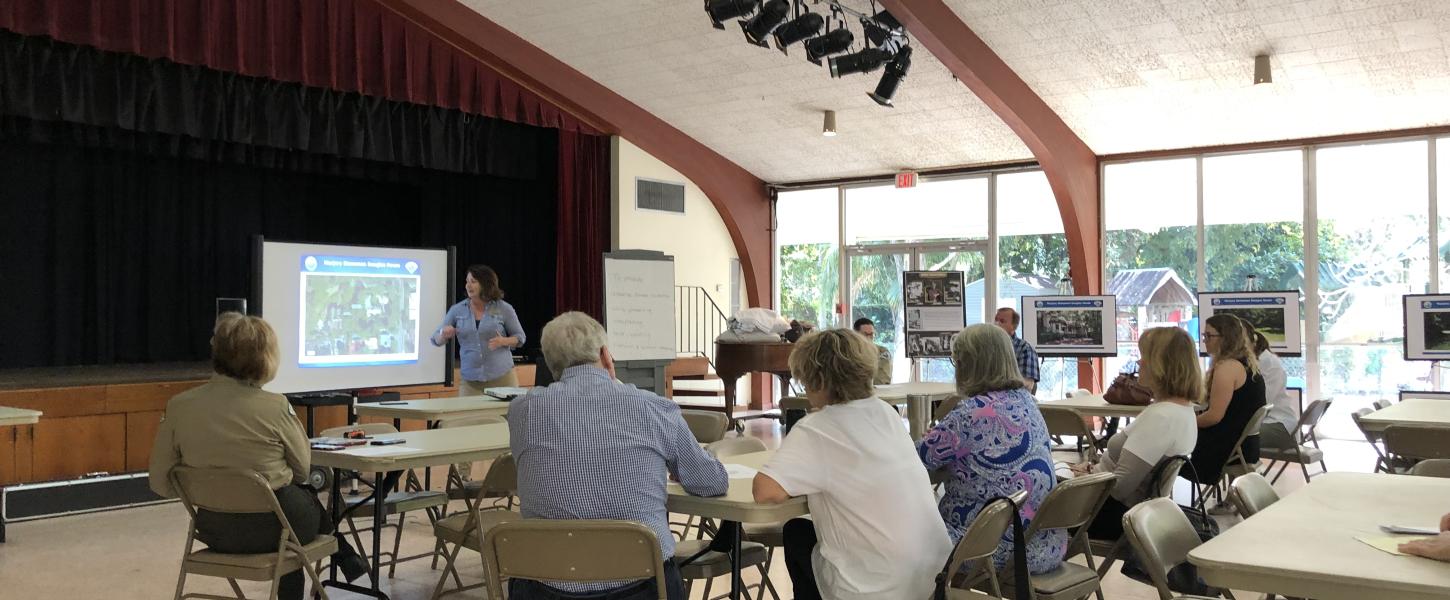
[895,172,917,188]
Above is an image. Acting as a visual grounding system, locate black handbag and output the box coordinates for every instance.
[1120,456,1222,596]
[935,495,1031,600]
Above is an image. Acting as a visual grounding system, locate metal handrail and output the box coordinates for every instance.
[675,286,729,368]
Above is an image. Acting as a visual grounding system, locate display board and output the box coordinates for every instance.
[1403,294,1450,361]
[1021,295,1118,357]
[903,271,965,358]
[603,250,676,362]
[1199,291,1302,356]
[254,238,453,394]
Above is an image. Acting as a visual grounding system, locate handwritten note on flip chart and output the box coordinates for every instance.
[604,255,676,361]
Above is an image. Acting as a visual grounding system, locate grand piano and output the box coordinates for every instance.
[714,341,795,428]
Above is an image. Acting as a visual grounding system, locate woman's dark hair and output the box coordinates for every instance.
[468,264,504,301]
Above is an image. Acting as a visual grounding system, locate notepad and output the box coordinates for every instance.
[1356,535,1435,556]
[725,464,759,480]
[341,445,421,457]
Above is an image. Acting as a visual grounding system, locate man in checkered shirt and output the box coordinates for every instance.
[994,307,1040,394]
[508,311,728,600]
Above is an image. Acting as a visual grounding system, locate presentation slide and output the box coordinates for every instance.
[1021,295,1118,357]
[1199,291,1302,356]
[257,240,452,395]
[1403,294,1450,361]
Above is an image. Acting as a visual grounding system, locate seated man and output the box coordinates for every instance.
[509,311,729,600]
[852,317,892,385]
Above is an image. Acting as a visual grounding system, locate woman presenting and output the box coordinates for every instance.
[432,265,526,395]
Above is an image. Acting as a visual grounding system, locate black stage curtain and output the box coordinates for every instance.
[0,30,564,368]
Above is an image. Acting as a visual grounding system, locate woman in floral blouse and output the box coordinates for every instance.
[918,323,1067,574]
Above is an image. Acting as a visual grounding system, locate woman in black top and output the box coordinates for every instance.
[1187,314,1266,483]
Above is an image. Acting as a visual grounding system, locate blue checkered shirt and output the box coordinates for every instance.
[509,365,729,591]
[1011,335,1041,383]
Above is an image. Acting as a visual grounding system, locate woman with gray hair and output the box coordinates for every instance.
[754,328,950,600]
[918,323,1066,575]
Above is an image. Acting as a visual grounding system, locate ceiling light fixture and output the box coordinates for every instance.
[803,28,854,65]
[829,47,892,78]
[705,0,757,30]
[861,10,902,47]
[823,110,837,137]
[1254,54,1272,84]
[772,12,825,54]
[741,0,790,47]
[868,46,911,106]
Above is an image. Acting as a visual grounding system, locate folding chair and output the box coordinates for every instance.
[941,492,1026,599]
[684,435,779,600]
[1384,425,1450,473]
[1227,473,1279,519]
[997,472,1118,600]
[1121,498,1234,600]
[1409,459,1450,478]
[1195,405,1267,512]
[1351,408,1391,473]
[1089,456,1185,579]
[1257,398,1332,483]
[319,423,447,577]
[483,520,668,600]
[169,467,337,600]
[681,409,730,444]
[1039,405,1099,462]
[430,473,524,598]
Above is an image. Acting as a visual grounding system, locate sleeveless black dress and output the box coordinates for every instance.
[1187,358,1266,483]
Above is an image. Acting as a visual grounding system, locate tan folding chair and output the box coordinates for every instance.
[1122,498,1232,600]
[1384,425,1450,472]
[1351,408,1391,473]
[483,520,668,600]
[168,467,337,600]
[1257,399,1332,483]
[1089,455,1186,579]
[681,409,730,443]
[997,472,1118,600]
[441,416,514,515]
[1227,473,1279,519]
[1373,399,1393,411]
[1196,405,1268,512]
[1039,405,1099,462]
[942,491,1027,599]
[1410,458,1450,478]
[319,423,448,577]
[689,435,779,600]
[431,472,524,598]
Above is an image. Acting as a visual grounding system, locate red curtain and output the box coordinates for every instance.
[556,130,610,320]
[0,0,598,135]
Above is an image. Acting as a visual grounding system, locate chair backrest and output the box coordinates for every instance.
[777,396,811,411]
[1384,425,1450,460]
[1229,472,1279,518]
[944,492,1024,582]
[680,409,728,444]
[704,435,767,458]
[481,453,518,493]
[1024,471,1117,537]
[441,414,507,428]
[1351,408,1384,446]
[1150,456,1186,500]
[319,422,399,438]
[1038,405,1098,461]
[1225,405,1270,468]
[483,519,666,600]
[1297,398,1333,438]
[1123,497,1204,600]
[1373,399,1393,411]
[1409,459,1450,478]
[169,466,281,516]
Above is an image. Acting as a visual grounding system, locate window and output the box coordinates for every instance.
[776,188,839,329]
[845,178,987,245]
[1316,140,1431,405]
[1104,158,1198,377]
[997,170,1075,397]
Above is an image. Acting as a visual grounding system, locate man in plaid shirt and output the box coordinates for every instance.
[994,307,1040,394]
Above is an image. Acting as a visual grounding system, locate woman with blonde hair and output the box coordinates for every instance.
[1072,327,1200,539]
[754,328,950,600]
[1188,314,1266,484]
[149,313,366,599]
[918,323,1065,575]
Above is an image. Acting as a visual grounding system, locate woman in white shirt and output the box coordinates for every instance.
[1072,327,1201,540]
[753,329,951,600]
[1253,331,1296,450]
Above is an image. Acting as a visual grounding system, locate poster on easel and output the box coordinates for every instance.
[903,271,964,358]
[1198,291,1302,356]
[1402,294,1450,361]
[1021,295,1118,357]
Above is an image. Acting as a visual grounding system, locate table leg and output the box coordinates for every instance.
[322,469,398,600]
[907,394,931,441]
[730,521,744,600]
[0,484,7,543]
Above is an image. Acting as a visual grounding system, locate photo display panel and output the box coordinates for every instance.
[903,271,965,359]
[1198,291,1302,356]
[1403,294,1450,361]
[1021,295,1118,357]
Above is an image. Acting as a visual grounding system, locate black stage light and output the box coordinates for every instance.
[772,12,824,54]
[804,28,854,65]
[741,0,790,47]
[862,10,903,47]
[706,0,756,30]
[868,46,912,107]
[829,47,892,78]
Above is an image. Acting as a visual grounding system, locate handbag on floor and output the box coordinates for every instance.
[1120,456,1222,596]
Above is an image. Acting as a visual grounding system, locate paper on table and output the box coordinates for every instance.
[1356,535,1435,556]
[1380,524,1440,536]
[725,464,759,479]
[341,445,422,457]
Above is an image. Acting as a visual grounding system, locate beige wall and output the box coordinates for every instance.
[611,136,746,316]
